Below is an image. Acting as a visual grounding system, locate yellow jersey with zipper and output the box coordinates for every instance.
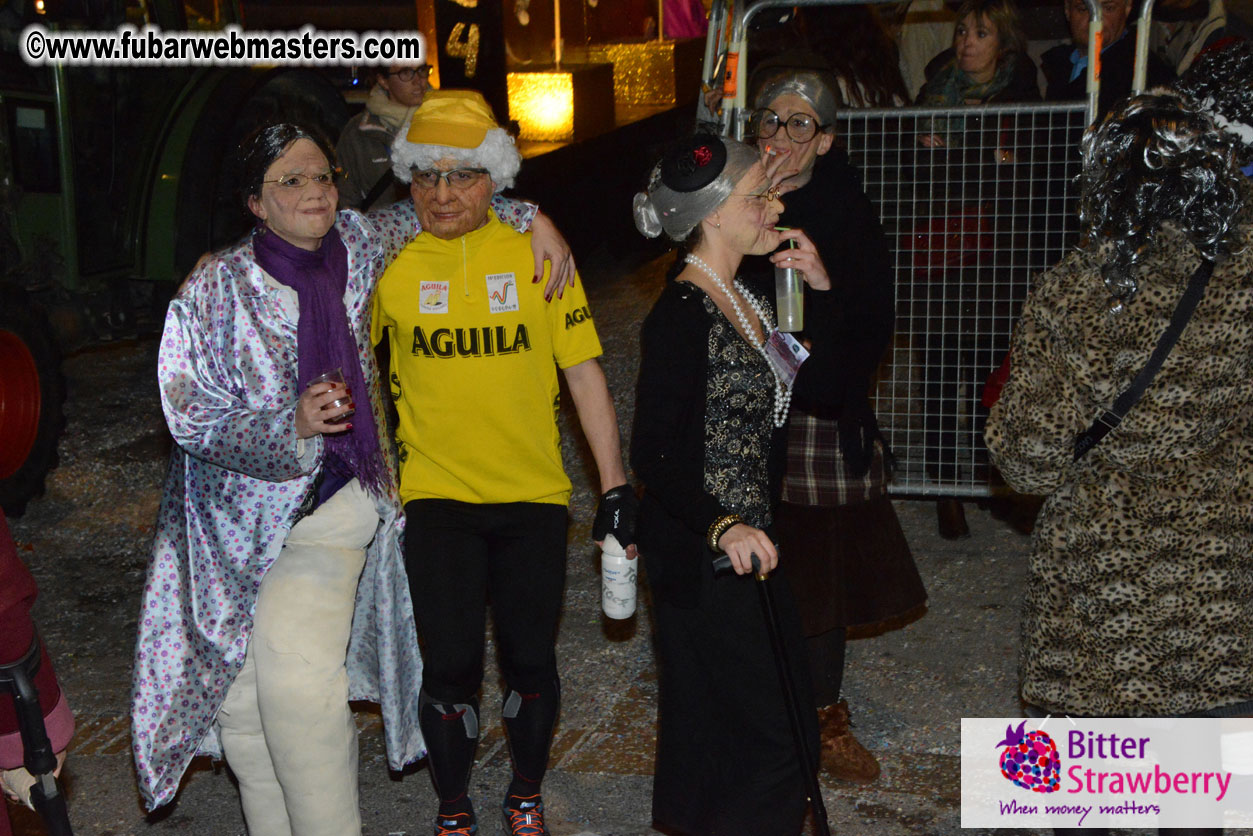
[372,210,602,506]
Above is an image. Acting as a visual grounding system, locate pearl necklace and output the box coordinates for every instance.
[685,254,792,427]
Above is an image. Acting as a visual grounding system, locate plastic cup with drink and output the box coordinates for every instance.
[307,368,355,425]
[774,229,803,333]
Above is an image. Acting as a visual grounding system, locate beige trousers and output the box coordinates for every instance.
[218,479,378,836]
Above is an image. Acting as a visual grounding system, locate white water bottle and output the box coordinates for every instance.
[600,534,637,619]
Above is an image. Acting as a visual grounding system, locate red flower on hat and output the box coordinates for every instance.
[693,145,713,166]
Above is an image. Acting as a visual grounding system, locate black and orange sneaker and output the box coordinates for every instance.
[434,810,477,835]
[501,794,549,836]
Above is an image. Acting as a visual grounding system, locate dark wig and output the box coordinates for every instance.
[1173,40,1253,169]
[1078,90,1246,304]
[799,5,910,107]
[236,122,337,210]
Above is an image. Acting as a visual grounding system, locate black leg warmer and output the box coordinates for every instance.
[502,679,560,795]
[418,688,480,807]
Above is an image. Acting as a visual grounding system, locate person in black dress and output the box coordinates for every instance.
[631,134,834,835]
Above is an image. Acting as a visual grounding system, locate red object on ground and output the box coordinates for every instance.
[0,331,41,481]
[1,510,74,836]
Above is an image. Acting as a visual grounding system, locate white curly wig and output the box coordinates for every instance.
[390,125,522,193]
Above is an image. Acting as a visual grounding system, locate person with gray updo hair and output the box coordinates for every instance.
[632,135,760,240]
[987,92,1253,836]
[630,133,838,834]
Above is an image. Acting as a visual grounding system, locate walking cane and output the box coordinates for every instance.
[713,553,832,836]
[0,633,75,836]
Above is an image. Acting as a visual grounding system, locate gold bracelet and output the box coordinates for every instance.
[707,514,743,553]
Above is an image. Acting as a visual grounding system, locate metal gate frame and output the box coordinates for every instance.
[840,101,1087,496]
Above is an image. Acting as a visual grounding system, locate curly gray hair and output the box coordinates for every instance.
[1078,90,1247,305]
[1174,40,1253,169]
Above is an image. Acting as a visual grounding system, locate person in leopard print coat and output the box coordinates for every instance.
[985,89,1253,719]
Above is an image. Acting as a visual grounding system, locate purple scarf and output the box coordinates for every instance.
[253,223,386,500]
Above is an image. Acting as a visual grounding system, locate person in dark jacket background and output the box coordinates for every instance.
[1,509,72,836]
[915,0,1039,110]
[336,64,431,211]
[1040,0,1174,119]
[742,67,927,784]
[913,0,1043,538]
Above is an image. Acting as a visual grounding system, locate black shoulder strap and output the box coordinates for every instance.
[1073,258,1215,461]
[362,170,396,211]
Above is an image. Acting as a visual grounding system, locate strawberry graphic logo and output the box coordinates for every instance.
[996,721,1061,793]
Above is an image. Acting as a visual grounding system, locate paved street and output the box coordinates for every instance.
[7,251,1176,836]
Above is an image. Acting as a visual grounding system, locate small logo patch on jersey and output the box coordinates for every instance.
[420,280,449,314]
[486,272,519,314]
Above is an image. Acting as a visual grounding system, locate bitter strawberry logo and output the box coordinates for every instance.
[997,721,1061,793]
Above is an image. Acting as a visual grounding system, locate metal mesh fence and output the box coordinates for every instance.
[835,102,1089,496]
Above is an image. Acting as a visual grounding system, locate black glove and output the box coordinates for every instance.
[592,484,638,548]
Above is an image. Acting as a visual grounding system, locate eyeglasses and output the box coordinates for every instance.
[387,66,432,82]
[734,185,782,203]
[411,167,490,190]
[749,108,829,143]
[263,170,338,190]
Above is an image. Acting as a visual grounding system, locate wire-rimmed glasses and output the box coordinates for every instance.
[262,171,338,190]
[410,167,490,190]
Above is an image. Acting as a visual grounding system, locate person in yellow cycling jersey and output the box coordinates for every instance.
[372,91,637,836]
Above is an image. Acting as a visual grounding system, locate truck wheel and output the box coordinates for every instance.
[0,287,66,516]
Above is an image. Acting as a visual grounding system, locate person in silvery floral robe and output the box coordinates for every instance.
[130,122,572,835]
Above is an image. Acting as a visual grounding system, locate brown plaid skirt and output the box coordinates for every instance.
[776,414,927,638]
[780,411,888,507]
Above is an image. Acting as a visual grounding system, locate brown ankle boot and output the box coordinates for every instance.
[816,700,881,783]
[936,497,970,540]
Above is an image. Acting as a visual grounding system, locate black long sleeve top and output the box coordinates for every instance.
[631,272,839,606]
[741,150,896,476]
[1041,29,1175,119]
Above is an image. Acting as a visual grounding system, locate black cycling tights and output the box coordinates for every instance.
[405,499,568,810]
